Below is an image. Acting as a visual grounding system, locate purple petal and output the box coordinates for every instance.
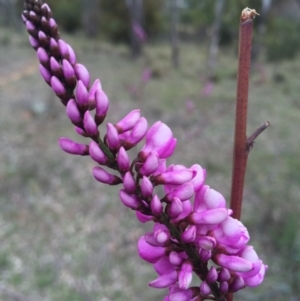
[106,123,120,150]
[115,109,141,133]
[154,256,175,276]
[244,264,267,287]
[51,76,66,95]
[151,195,163,216]
[76,80,89,109]
[178,261,193,289]
[199,281,211,296]
[141,176,153,198]
[123,117,148,149]
[74,63,90,88]
[169,251,183,266]
[169,287,200,301]
[136,211,153,223]
[119,189,140,210]
[93,167,122,185]
[165,183,194,202]
[83,111,98,136]
[138,236,165,263]
[58,137,89,155]
[188,208,228,225]
[66,99,82,126]
[154,229,170,245]
[139,151,159,176]
[149,270,178,288]
[123,171,136,193]
[116,147,130,172]
[195,236,216,250]
[89,141,108,165]
[181,225,196,243]
[214,254,253,272]
[151,169,195,186]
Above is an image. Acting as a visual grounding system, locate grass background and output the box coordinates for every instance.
[0,28,300,301]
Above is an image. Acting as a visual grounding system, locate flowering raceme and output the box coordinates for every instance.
[22,1,267,300]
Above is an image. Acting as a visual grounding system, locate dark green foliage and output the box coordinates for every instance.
[265,17,300,62]
[50,0,82,33]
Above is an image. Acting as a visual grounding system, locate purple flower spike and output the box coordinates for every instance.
[51,76,66,96]
[178,261,193,289]
[62,59,76,87]
[151,195,163,216]
[141,176,153,197]
[149,271,178,288]
[76,80,89,110]
[200,281,211,296]
[106,123,120,150]
[58,137,89,156]
[116,147,130,172]
[75,63,90,88]
[93,167,122,185]
[139,121,177,160]
[58,39,69,59]
[83,111,99,136]
[119,189,141,210]
[115,109,141,133]
[181,225,196,243]
[37,47,49,66]
[123,171,136,193]
[151,169,195,186]
[66,98,82,126]
[89,141,108,165]
[39,64,51,85]
[95,89,109,125]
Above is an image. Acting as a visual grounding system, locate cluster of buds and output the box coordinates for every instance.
[22,1,267,300]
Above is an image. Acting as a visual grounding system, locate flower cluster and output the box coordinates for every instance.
[22,1,267,300]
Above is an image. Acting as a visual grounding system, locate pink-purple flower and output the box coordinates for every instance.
[22,1,267,300]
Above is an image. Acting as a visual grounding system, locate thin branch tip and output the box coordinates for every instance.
[247,121,270,152]
[241,8,259,22]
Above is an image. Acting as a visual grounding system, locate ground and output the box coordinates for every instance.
[0,28,300,301]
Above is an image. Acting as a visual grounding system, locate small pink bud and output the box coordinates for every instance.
[66,99,82,126]
[29,36,39,49]
[58,137,89,156]
[200,281,211,296]
[199,249,212,261]
[95,89,109,125]
[74,63,90,88]
[169,251,183,266]
[116,147,130,172]
[50,57,62,77]
[218,268,231,282]
[229,275,245,292]
[195,236,216,250]
[37,47,49,66]
[88,79,102,110]
[115,109,141,133]
[154,229,170,245]
[76,80,89,110]
[123,172,136,193]
[141,176,153,198]
[188,208,228,225]
[119,189,141,210]
[181,225,196,243]
[93,167,122,185]
[151,195,163,216]
[151,169,195,186]
[149,271,178,288]
[51,76,66,96]
[220,281,229,294]
[139,151,159,176]
[62,59,76,86]
[165,183,194,202]
[167,197,183,219]
[206,266,218,283]
[75,127,87,137]
[138,236,165,264]
[89,141,108,165]
[58,39,69,59]
[67,44,76,65]
[106,123,120,150]
[39,64,51,84]
[178,261,193,289]
[83,111,98,136]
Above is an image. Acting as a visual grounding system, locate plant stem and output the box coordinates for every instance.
[228,8,258,301]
